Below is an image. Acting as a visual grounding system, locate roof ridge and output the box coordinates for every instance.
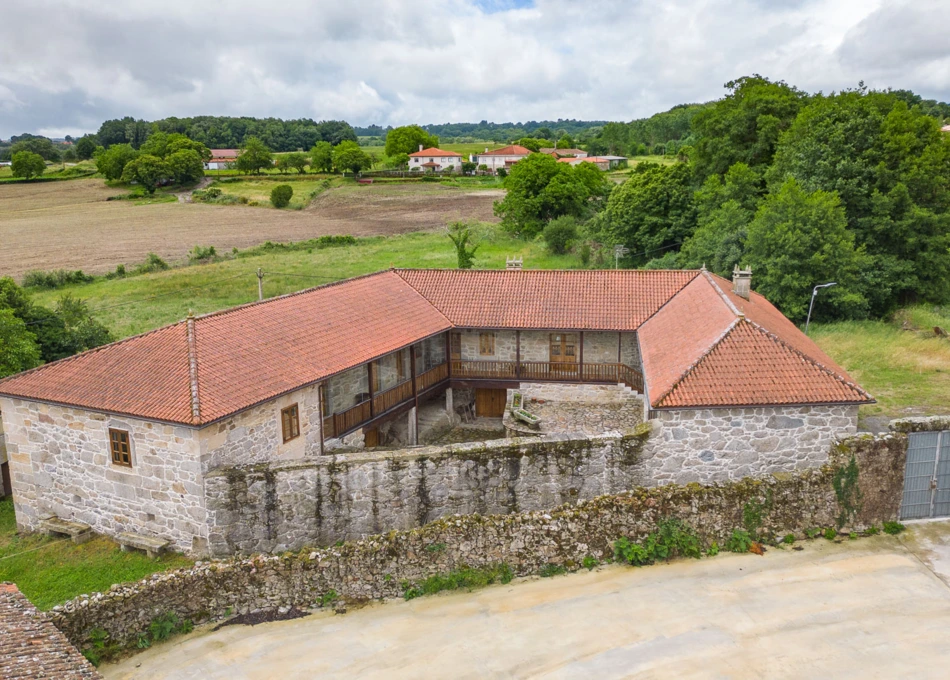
[394,268,704,275]
[652,317,742,408]
[185,315,202,424]
[0,319,187,390]
[192,269,394,323]
[701,270,743,317]
[741,318,873,401]
[635,270,704,329]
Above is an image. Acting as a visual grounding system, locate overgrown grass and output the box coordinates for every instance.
[0,497,193,610]
[207,176,341,209]
[29,227,578,339]
[809,307,950,419]
[401,563,514,600]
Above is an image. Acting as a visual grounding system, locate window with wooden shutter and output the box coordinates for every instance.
[281,404,300,443]
[109,428,132,467]
[479,332,495,356]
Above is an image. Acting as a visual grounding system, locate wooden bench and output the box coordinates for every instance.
[39,517,93,545]
[116,532,170,559]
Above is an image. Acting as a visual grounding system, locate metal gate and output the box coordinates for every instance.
[900,431,950,520]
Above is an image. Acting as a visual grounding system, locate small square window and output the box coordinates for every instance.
[281,404,300,443]
[479,332,495,356]
[109,428,132,467]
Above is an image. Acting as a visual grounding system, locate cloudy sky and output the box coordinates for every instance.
[1,0,949,138]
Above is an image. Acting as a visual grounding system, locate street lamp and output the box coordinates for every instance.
[804,282,837,335]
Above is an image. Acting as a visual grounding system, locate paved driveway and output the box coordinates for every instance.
[104,524,950,679]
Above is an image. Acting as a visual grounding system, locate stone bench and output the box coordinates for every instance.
[38,517,93,545]
[116,532,170,559]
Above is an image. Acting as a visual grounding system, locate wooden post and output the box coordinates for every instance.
[516,330,521,380]
[410,346,419,444]
[578,331,584,382]
[445,332,453,380]
[367,362,375,419]
[618,332,623,383]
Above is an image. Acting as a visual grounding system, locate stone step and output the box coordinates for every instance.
[39,517,93,545]
[116,532,170,559]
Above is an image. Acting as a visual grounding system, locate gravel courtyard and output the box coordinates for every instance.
[104,522,950,679]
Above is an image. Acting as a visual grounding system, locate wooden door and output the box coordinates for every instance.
[549,333,578,376]
[364,427,379,448]
[475,388,507,418]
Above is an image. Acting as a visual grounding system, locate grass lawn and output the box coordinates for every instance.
[29,228,577,339]
[810,306,950,421]
[0,497,193,610]
[209,176,339,209]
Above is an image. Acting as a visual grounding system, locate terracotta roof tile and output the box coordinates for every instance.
[408,147,462,157]
[396,269,697,330]
[477,145,532,156]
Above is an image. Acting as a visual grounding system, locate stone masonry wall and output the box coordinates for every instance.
[204,430,651,556]
[199,382,323,474]
[0,397,206,553]
[458,329,517,361]
[505,383,644,437]
[641,405,859,486]
[48,431,906,653]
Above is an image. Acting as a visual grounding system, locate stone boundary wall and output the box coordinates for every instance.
[49,432,907,652]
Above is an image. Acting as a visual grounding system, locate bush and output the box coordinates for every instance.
[497,168,507,178]
[883,521,905,535]
[133,253,169,275]
[270,184,293,208]
[726,529,753,553]
[579,242,592,266]
[22,269,95,290]
[783,533,795,545]
[189,245,217,263]
[542,216,578,254]
[613,519,703,566]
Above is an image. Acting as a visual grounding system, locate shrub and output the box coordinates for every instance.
[726,529,753,553]
[497,168,507,178]
[270,184,293,208]
[864,525,879,536]
[22,269,95,290]
[706,541,720,556]
[579,242,592,266]
[401,564,514,600]
[189,245,217,263]
[823,528,837,540]
[539,563,568,578]
[782,533,795,545]
[133,253,169,275]
[614,519,703,566]
[883,521,906,535]
[582,555,599,571]
[542,215,578,255]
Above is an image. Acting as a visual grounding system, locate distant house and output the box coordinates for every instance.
[408,146,462,173]
[540,148,588,158]
[204,149,239,170]
[942,124,950,134]
[472,145,532,173]
[558,155,627,170]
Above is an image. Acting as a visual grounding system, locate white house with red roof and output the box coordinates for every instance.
[0,268,871,555]
[204,149,239,170]
[407,145,462,173]
[472,145,532,173]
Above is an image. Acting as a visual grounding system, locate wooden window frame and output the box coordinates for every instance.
[281,404,300,443]
[479,332,495,356]
[395,350,406,381]
[450,332,462,360]
[109,428,132,467]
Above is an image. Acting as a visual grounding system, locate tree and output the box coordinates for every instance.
[447,222,479,269]
[0,308,41,378]
[388,152,410,169]
[461,160,477,175]
[141,132,211,163]
[277,152,309,174]
[121,154,170,194]
[542,215,578,254]
[310,141,333,173]
[385,125,439,156]
[516,137,542,152]
[63,148,78,162]
[603,162,697,265]
[535,127,554,140]
[270,184,294,208]
[768,90,950,315]
[494,153,611,237]
[332,140,371,175]
[10,151,46,180]
[95,143,139,180]
[9,136,61,161]
[165,149,205,184]
[235,137,273,174]
[692,75,806,181]
[745,179,868,322]
[75,134,99,160]
[556,134,575,149]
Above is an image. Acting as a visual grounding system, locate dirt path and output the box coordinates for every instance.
[102,526,950,679]
[175,177,214,203]
[0,180,501,279]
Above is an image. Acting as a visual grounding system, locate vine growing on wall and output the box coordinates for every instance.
[832,454,863,530]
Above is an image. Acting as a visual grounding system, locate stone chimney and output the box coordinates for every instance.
[506,256,523,270]
[732,265,752,300]
[485,147,489,153]
[419,144,423,152]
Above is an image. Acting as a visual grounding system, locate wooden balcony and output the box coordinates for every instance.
[417,363,449,393]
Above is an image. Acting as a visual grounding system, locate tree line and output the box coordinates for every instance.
[495,75,950,324]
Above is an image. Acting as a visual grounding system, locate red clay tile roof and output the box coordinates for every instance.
[396,269,698,330]
[408,147,462,157]
[0,268,871,423]
[640,272,871,408]
[478,145,532,156]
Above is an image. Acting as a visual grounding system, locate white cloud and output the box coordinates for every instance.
[0,0,947,137]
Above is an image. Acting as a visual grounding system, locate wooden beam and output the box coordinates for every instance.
[516,330,521,380]
[367,362,375,418]
[579,331,584,383]
[410,346,419,444]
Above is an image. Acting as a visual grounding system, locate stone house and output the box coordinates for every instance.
[0,268,872,554]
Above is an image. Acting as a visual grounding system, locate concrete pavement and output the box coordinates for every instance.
[103,523,950,679]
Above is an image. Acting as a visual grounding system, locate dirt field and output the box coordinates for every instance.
[0,179,501,279]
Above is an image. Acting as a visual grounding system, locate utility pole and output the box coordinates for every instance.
[804,282,837,335]
[257,268,264,301]
[613,245,629,270]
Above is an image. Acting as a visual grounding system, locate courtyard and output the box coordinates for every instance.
[103,522,950,679]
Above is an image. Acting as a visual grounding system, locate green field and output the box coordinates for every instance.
[208,176,339,208]
[0,160,98,182]
[0,498,193,610]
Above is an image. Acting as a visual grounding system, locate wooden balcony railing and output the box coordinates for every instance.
[618,364,645,393]
[373,379,414,415]
[332,400,372,438]
[451,360,517,379]
[521,361,579,381]
[417,363,449,392]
